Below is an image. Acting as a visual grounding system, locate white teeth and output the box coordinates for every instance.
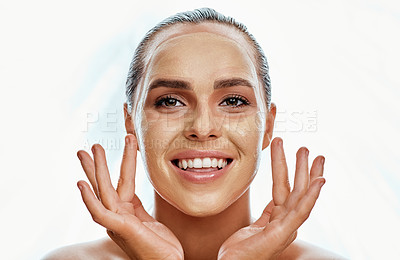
[182,160,188,169]
[211,158,218,167]
[218,159,223,168]
[176,157,229,170]
[188,159,193,168]
[193,158,202,168]
[202,158,211,167]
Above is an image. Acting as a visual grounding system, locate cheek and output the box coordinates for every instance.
[137,110,184,187]
[143,108,186,132]
[139,109,185,149]
[223,112,264,147]
[223,113,264,185]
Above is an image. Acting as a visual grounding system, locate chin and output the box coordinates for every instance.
[182,199,228,217]
[165,187,245,218]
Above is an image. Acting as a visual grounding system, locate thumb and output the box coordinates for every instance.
[253,200,275,227]
[131,195,155,222]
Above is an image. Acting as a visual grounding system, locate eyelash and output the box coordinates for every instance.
[220,94,251,109]
[154,95,184,108]
[154,94,251,109]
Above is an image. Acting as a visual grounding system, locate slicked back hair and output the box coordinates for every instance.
[125,7,271,113]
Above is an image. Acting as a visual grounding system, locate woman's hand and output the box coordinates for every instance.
[76,134,184,260]
[218,137,326,260]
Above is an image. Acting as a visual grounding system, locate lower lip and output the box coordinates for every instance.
[169,160,234,184]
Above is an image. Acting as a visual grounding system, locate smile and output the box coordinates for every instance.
[168,150,235,183]
[172,158,233,171]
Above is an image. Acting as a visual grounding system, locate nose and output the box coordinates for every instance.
[183,102,222,141]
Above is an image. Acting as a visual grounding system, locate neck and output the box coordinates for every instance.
[154,190,251,260]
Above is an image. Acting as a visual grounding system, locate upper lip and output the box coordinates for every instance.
[169,150,235,160]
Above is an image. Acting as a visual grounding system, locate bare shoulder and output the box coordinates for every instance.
[42,237,129,260]
[278,239,348,260]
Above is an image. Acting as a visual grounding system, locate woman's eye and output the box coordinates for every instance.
[154,94,250,109]
[154,96,184,108]
[220,95,250,108]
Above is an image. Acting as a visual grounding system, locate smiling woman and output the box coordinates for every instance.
[43,7,345,260]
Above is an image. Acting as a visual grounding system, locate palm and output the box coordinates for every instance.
[77,135,183,259]
[111,198,183,259]
[218,138,326,260]
[218,202,295,259]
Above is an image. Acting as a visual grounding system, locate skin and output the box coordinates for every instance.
[137,31,267,217]
[43,23,345,259]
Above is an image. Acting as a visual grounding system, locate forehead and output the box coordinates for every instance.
[149,32,257,81]
[143,22,257,72]
[142,23,258,83]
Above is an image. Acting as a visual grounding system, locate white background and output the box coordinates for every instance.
[1,0,399,259]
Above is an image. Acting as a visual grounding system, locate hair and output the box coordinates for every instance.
[125,7,271,113]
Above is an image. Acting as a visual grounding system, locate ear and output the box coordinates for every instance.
[124,103,140,151]
[262,102,276,150]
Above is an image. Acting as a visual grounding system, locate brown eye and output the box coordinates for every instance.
[154,95,184,108]
[165,98,177,106]
[226,98,239,106]
[220,95,250,109]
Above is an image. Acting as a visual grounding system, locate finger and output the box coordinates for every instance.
[131,195,155,222]
[271,138,291,206]
[77,150,99,198]
[268,205,288,223]
[253,200,275,226]
[78,180,157,253]
[291,147,310,201]
[77,180,128,231]
[282,230,297,250]
[278,230,297,250]
[282,177,325,232]
[92,144,120,211]
[289,230,297,244]
[261,217,293,253]
[117,134,137,202]
[310,156,325,183]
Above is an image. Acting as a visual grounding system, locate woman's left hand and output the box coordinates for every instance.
[218,137,326,260]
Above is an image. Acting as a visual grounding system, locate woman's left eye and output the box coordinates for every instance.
[219,95,250,108]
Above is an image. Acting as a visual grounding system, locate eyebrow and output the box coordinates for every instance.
[148,78,254,91]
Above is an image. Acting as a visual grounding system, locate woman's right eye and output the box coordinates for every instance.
[154,95,185,108]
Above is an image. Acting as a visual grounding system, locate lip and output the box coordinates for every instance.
[169,158,235,184]
[169,150,234,160]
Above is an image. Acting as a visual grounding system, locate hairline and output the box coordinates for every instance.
[141,24,261,94]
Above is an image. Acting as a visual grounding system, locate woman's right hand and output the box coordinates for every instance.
[76,134,184,260]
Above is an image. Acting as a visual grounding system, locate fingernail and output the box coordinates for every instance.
[305,148,309,156]
[278,138,283,147]
[320,156,325,166]
[320,179,326,187]
[125,135,130,145]
[77,183,83,191]
[91,145,95,153]
[77,152,82,161]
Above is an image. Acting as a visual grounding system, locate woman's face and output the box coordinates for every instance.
[131,24,275,216]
